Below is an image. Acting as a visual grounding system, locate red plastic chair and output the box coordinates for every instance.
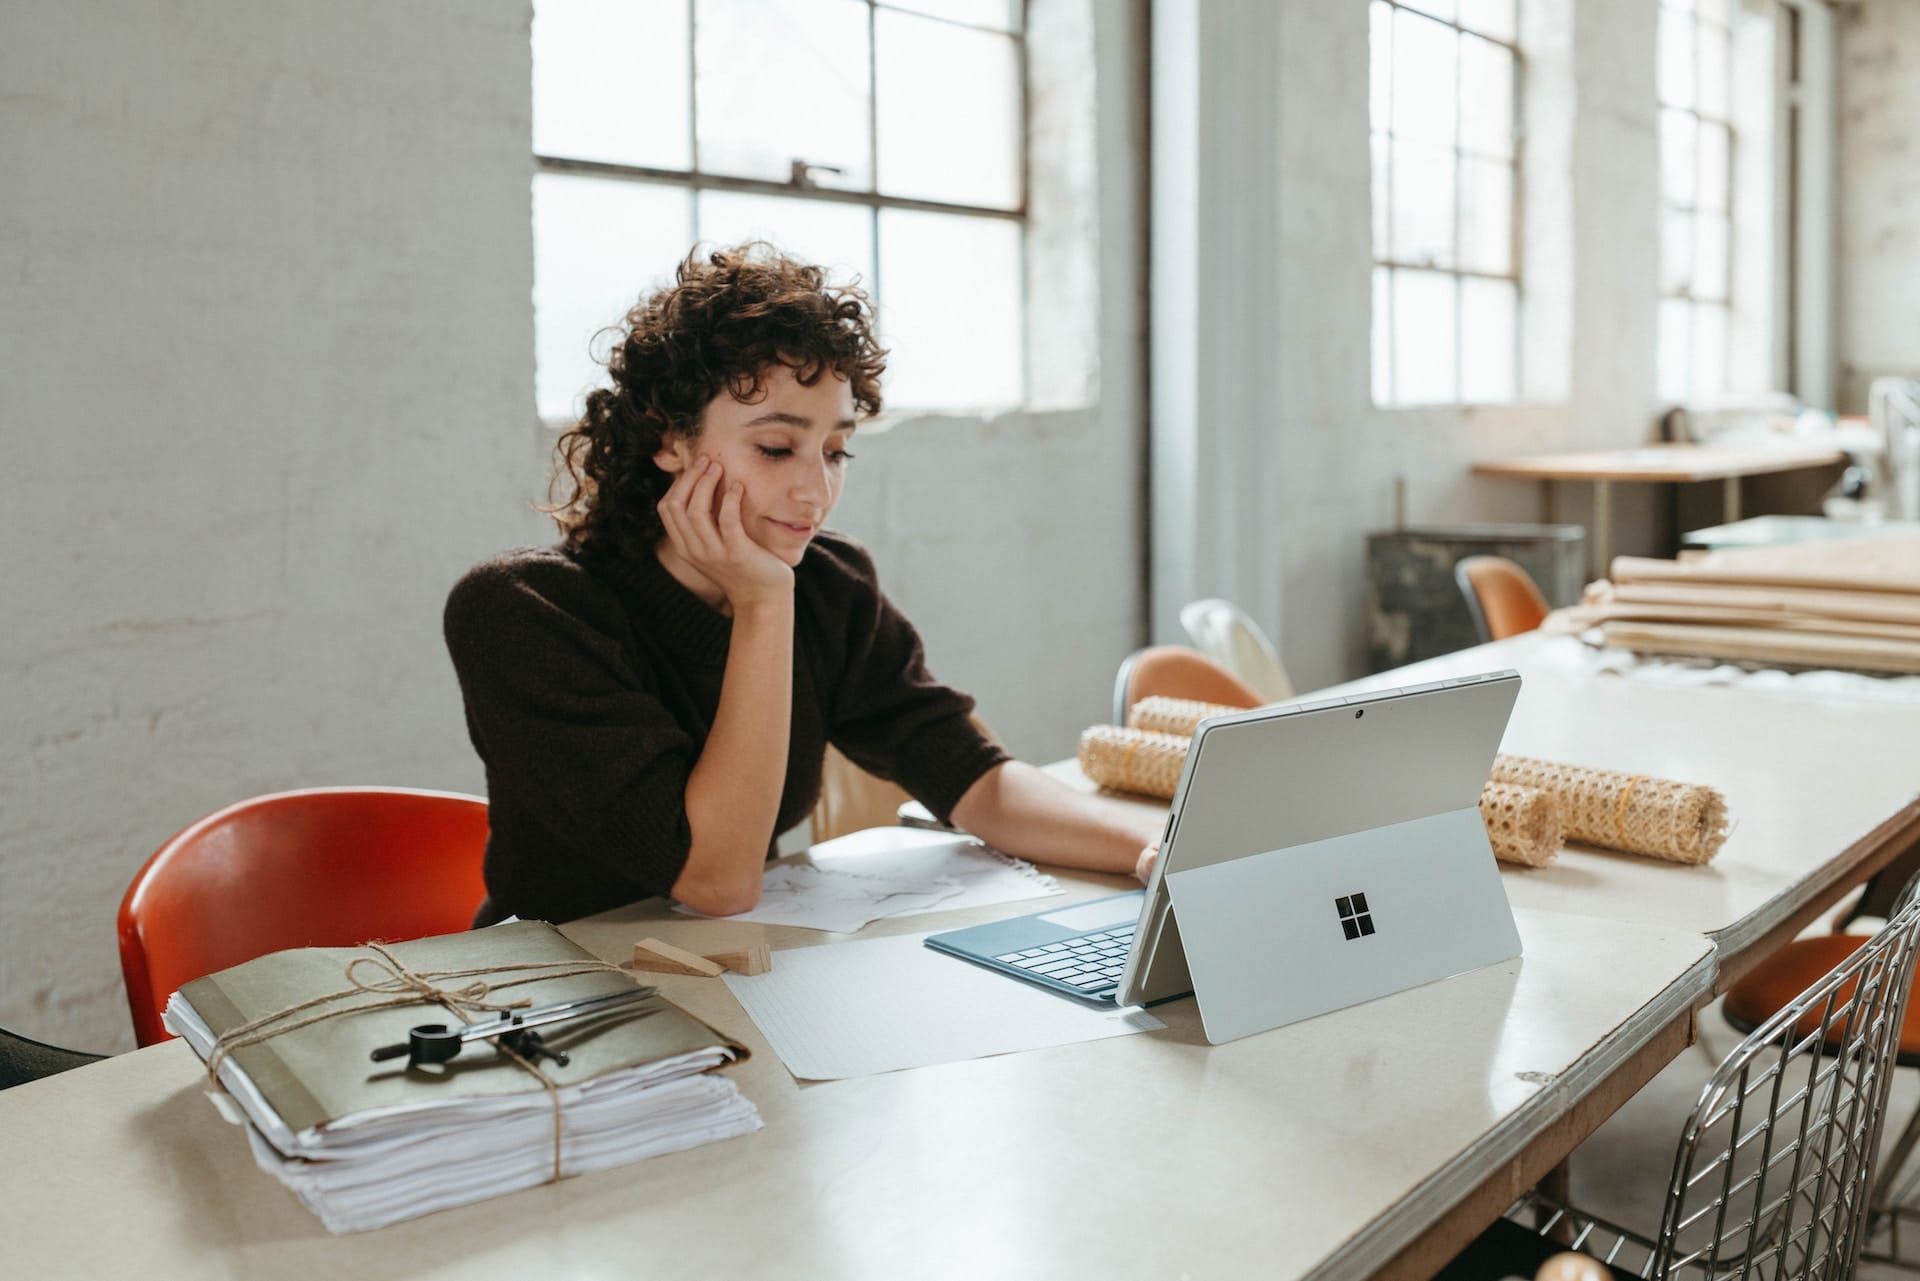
[1111,645,1263,723]
[1454,555,1551,642]
[117,787,490,1047]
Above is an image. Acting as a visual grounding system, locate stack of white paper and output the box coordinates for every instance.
[163,925,762,1233]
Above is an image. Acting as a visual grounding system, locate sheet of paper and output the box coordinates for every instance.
[676,862,963,934]
[804,826,1063,916]
[676,828,1061,933]
[723,932,1163,1080]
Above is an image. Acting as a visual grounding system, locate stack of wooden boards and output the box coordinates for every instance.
[1548,533,1920,674]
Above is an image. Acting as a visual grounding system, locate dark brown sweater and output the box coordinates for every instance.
[444,530,1009,925]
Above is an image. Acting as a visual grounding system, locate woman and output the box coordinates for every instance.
[446,243,1160,925]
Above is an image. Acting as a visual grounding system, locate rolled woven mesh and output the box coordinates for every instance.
[1126,696,1244,736]
[1085,724,1570,866]
[1479,782,1562,868]
[1489,754,1729,865]
[1077,725,1190,800]
[1088,714,1732,865]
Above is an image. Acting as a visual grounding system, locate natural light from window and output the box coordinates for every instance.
[1369,0,1523,408]
[1656,0,1735,404]
[531,0,1028,421]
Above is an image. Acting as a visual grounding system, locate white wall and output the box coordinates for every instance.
[1151,0,1801,691]
[1836,0,1920,413]
[0,0,1145,1051]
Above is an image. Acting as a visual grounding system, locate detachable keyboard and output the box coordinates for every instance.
[991,919,1137,995]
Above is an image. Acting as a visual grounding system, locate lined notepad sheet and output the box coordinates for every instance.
[723,933,1162,1081]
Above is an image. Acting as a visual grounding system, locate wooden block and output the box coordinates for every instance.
[703,944,772,976]
[632,938,725,977]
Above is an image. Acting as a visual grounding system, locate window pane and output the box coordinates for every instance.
[1392,8,1457,147]
[1457,0,1516,43]
[1661,207,1694,295]
[1696,0,1730,26]
[1390,141,1455,268]
[1692,213,1729,302]
[1692,302,1727,396]
[534,175,693,420]
[1458,156,1512,274]
[1658,6,1695,109]
[533,0,690,169]
[695,192,876,294]
[881,0,1018,32]
[1657,297,1692,402]
[1370,2,1394,135]
[875,11,1021,209]
[1393,269,1458,404]
[1373,267,1395,405]
[1459,35,1515,159]
[1400,0,1458,22]
[695,0,872,189]
[877,210,1022,408]
[1372,133,1392,259]
[1461,276,1517,403]
[1697,22,1730,119]
[1661,109,1697,207]
[1697,121,1730,213]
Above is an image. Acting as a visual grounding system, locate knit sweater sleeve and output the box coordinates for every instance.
[811,533,1012,824]
[444,550,694,921]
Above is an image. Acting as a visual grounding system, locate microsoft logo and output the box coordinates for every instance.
[1336,893,1376,940]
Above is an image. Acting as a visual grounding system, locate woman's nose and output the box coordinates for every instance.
[791,456,832,507]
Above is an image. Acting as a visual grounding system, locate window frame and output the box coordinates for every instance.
[1369,0,1526,408]
[1656,0,1737,402]
[532,0,1033,417]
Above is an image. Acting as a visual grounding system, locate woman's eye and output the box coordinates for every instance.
[755,445,793,459]
[829,449,856,464]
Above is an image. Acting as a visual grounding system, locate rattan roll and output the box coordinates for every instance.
[1479,782,1563,868]
[1078,725,1189,799]
[1126,696,1245,737]
[1489,754,1729,864]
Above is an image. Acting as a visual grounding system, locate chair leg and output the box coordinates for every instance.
[1864,1101,1920,1270]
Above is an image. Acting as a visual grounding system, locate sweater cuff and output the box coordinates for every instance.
[910,736,1014,827]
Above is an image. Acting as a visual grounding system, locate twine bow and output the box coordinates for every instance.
[203,944,630,1182]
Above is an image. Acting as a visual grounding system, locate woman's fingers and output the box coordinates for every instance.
[716,479,746,546]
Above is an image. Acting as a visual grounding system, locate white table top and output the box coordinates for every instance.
[8,630,1909,1279]
[0,901,1712,1281]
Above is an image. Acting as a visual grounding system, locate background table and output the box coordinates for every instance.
[1472,444,1847,575]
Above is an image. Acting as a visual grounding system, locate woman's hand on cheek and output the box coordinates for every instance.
[657,457,794,609]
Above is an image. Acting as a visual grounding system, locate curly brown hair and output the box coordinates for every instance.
[548,242,886,558]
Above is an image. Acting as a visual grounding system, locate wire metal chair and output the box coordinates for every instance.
[1502,875,1920,1280]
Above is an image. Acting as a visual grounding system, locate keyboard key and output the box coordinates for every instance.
[1070,976,1112,988]
[995,952,1023,962]
[1011,957,1053,969]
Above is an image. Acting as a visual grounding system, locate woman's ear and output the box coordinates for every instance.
[653,435,691,474]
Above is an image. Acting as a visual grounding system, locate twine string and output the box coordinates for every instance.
[201,948,629,1183]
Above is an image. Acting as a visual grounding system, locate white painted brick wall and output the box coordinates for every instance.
[0,0,1141,1051]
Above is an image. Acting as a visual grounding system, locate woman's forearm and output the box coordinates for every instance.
[950,760,1165,877]
[671,597,794,913]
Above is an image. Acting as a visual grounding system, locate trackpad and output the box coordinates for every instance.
[1039,893,1144,932]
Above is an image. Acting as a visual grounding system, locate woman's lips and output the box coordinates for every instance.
[769,519,815,538]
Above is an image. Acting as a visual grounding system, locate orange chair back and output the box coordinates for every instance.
[117,787,490,1046]
[1456,556,1550,642]
[1114,646,1262,721]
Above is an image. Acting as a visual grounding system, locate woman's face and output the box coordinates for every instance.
[654,364,858,566]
